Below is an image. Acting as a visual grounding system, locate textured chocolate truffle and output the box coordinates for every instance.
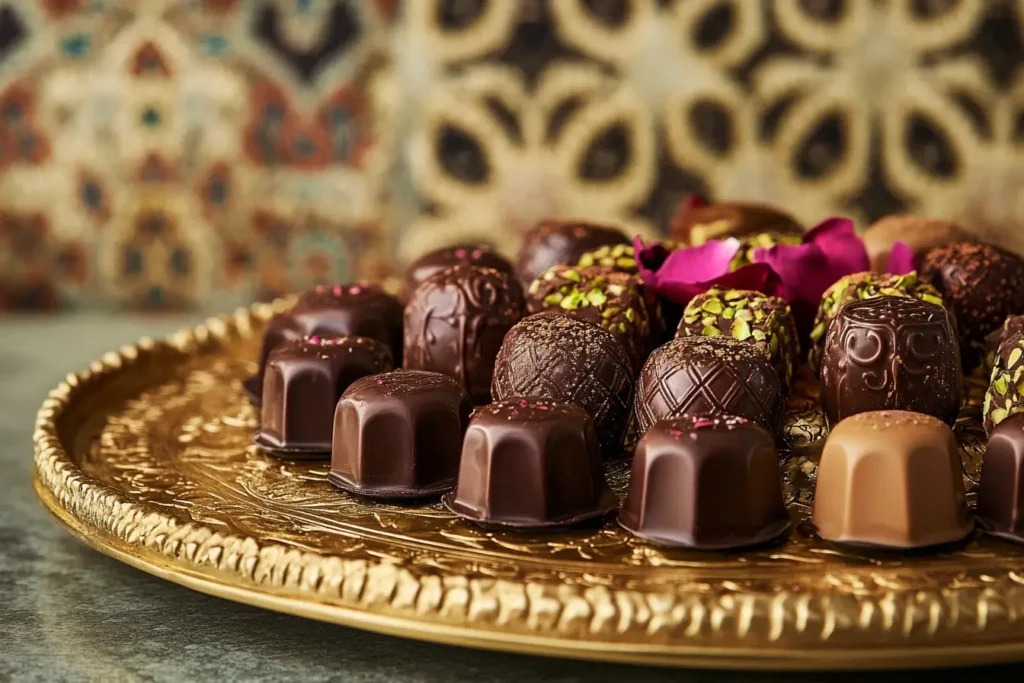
[808,271,947,372]
[576,243,640,274]
[404,243,513,292]
[445,399,616,529]
[676,288,799,394]
[634,336,785,437]
[669,200,802,245]
[812,411,972,549]
[984,314,1024,375]
[619,415,789,549]
[403,265,525,404]
[329,370,472,499]
[921,240,1024,365]
[255,336,394,456]
[526,264,652,368]
[862,215,965,272]
[977,413,1024,543]
[244,283,403,404]
[514,219,628,288]
[491,314,634,459]
[983,331,1024,435]
[820,296,961,428]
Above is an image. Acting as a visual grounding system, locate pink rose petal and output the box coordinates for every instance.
[886,241,916,274]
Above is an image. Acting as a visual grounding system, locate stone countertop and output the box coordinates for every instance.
[2,314,1022,682]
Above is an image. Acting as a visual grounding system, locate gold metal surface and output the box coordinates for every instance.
[32,302,1024,670]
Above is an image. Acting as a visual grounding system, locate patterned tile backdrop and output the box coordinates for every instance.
[1,0,1022,310]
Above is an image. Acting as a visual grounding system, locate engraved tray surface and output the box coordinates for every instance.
[32,302,1024,670]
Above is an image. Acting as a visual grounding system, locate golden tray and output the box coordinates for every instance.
[32,302,1024,671]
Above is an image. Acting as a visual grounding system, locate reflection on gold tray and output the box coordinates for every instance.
[32,302,1024,670]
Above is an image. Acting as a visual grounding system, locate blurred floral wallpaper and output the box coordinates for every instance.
[0,0,1022,310]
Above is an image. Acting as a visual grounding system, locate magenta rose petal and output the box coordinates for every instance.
[886,241,917,274]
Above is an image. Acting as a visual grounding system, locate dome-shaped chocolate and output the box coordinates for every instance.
[669,199,802,245]
[404,243,513,292]
[514,219,628,289]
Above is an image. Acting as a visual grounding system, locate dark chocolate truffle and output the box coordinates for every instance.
[819,296,961,428]
[634,336,785,438]
[576,243,640,274]
[255,336,394,456]
[445,398,616,529]
[244,283,403,404]
[526,264,652,368]
[808,271,947,372]
[862,215,965,272]
[977,412,1024,543]
[619,415,790,549]
[329,370,472,499]
[403,265,525,404]
[983,331,1024,435]
[984,314,1024,375]
[812,411,972,549]
[676,288,799,393]
[491,313,634,459]
[728,231,802,270]
[669,199,802,245]
[514,219,628,288]
[404,243,513,292]
[921,240,1024,365]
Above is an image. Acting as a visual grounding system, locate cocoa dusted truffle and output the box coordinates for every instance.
[983,331,1024,435]
[921,240,1024,366]
[244,283,403,404]
[634,336,785,437]
[619,415,790,550]
[812,411,972,549]
[676,288,799,394]
[404,243,513,292]
[444,399,617,529]
[526,264,652,369]
[977,412,1024,543]
[514,219,629,288]
[492,314,634,459]
[403,265,526,404]
[820,296,961,428]
[862,215,965,272]
[329,370,472,499]
[255,336,394,456]
[808,271,947,372]
[669,199,802,245]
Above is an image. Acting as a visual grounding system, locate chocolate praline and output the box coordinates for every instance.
[403,265,525,404]
[491,313,634,459]
[244,283,403,404]
[619,414,790,550]
[514,219,629,289]
[669,200,802,245]
[445,398,617,529]
[819,296,961,428]
[728,231,802,270]
[984,314,1024,375]
[977,412,1024,543]
[404,243,513,292]
[921,240,1024,366]
[255,336,394,456]
[983,330,1024,435]
[862,215,965,272]
[634,336,785,437]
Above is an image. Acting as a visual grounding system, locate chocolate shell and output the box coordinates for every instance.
[445,399,616,529]
[514,219,629,289]
[403,265,526,404]
[862,215,965,272]
[983,330,1024,435]
[812,411,972,549]
[634,336,785,438]
[669,200,802,245]
[491,313,634,459]
[329,370,472,499]
[244,283,403,404]
[819,296,962,428]
[977,413,1024,543]
[404,243,513,292]
[255,336,393,456]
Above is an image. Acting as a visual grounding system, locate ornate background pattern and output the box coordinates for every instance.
[2,0,1024,310]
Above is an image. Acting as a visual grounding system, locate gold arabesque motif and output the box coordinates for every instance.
[32,302,1024,670]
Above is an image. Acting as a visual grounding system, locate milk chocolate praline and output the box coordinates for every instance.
[492,313,634,459]
[514,219,629,289]
[445,398,616,529]
[244,283,403,404]
[634,336,785,437]
[255,336,393,456]
[619,415,790,550]
[820,296,961,428]
[977,413,1024,543]
[812,411,972,549]
[404,243,513,292]
[669,199,802,245]
[862,215,965,272]
[404,265,525,404]
[329,370,472,499]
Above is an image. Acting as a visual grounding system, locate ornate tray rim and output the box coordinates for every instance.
[31,302,1024,671]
